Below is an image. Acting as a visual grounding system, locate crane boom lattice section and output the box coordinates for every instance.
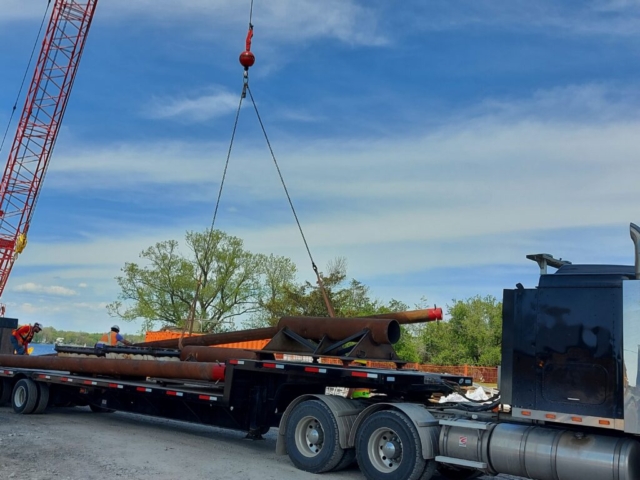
[0,0,98,297]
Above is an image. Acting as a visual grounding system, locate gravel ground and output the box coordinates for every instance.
[0,405,527,480]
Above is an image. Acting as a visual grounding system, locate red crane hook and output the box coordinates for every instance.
[239,24,255,69]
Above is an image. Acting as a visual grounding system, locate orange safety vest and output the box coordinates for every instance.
[98,331,118,346]
[12,325,35,346]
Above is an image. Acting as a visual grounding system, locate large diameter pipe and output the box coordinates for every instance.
[180,346,257,363]
[0,354,225,382]
[277,316,401,345]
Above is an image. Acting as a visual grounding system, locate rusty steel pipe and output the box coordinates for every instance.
[0,354,225,382]
[134,308,442,350]
[134,327,277,349]
[371,307,443,324]
[180,346,257,363]
[277,316,401,345]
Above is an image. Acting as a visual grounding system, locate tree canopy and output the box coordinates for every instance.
[107,229,266,332]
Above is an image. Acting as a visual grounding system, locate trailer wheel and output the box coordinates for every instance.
[437,464,481,479]
[356,410,436,480]
[33,383,50,414]
[12,378,38,414]
[285,399,345,473]
[0,379,11,406]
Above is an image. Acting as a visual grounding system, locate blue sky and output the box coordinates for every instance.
[1,0,640,334]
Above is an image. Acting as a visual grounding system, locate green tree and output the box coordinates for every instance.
[420,295,502,366]
[247,257,387,327]
[107,229,265,333]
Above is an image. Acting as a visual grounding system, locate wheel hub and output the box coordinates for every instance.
[306,427,323,445]
[368,427,403,472]
[294,415,325,458]
[382,440,401,459]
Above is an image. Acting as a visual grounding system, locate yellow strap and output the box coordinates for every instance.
[15,233,27,254]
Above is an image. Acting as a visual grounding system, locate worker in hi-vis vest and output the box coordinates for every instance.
[11,322,42,355]
[96,325,132,347]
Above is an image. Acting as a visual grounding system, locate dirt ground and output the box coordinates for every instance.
[0,405,525,480]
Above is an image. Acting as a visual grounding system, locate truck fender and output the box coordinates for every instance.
[276,394,365,456]
[347,402,440,459]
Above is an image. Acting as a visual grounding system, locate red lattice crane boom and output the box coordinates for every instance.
[0,0,98,299]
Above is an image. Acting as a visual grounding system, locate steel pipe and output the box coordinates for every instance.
[371,307,442,324]
[134,327,277,349]
[135,308,441,350]
[180,346,257,363]
[277,316,401,345]
[0,354,225,382]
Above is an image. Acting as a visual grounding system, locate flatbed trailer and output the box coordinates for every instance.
[0,356,475,479]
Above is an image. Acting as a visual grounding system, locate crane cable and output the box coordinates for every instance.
[180,25,250,342]
[0,0,52,155]
[245,84,336,317]
[207,0,336,318]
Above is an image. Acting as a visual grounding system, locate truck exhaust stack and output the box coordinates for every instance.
[630,222,640,279]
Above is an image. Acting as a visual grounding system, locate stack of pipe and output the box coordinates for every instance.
[134,308,443,349]
[0,354,226,382]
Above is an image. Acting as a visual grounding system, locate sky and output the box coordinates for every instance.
[1,0,640,335]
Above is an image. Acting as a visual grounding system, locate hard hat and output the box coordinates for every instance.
[111,325,120,332]
[33,322,42,330]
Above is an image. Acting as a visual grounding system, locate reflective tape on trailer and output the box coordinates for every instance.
[108,383,124,389]
[304,367,327,374]
[166,391,184,397]
[263,363,285,369]
[351,371,378,379]
[3,370,13,375]
[229,359,244,365]
[83,380,97,386]
[136,387,152,393]
[38,374,51,380]
[198,395,218,402]
[61,377,73,383]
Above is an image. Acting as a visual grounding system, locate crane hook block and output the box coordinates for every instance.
[239,50,255,68]
[239,25,255,69]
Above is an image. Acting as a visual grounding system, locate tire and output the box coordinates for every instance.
[436,464,481,480]
[285,400,345,473]
[89,403,115,413]
[33,383,50,414]
[356,410,431,480]
[332,448,356,471]
[0,379,11,406]
[12,378,39,414]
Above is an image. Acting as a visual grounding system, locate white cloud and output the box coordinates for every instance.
[78,283,88,288]
[143,86,239,122]
[104,0,387,46]
[0,1,386,47]
[13,283,78,297]
[411,0,640,37]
